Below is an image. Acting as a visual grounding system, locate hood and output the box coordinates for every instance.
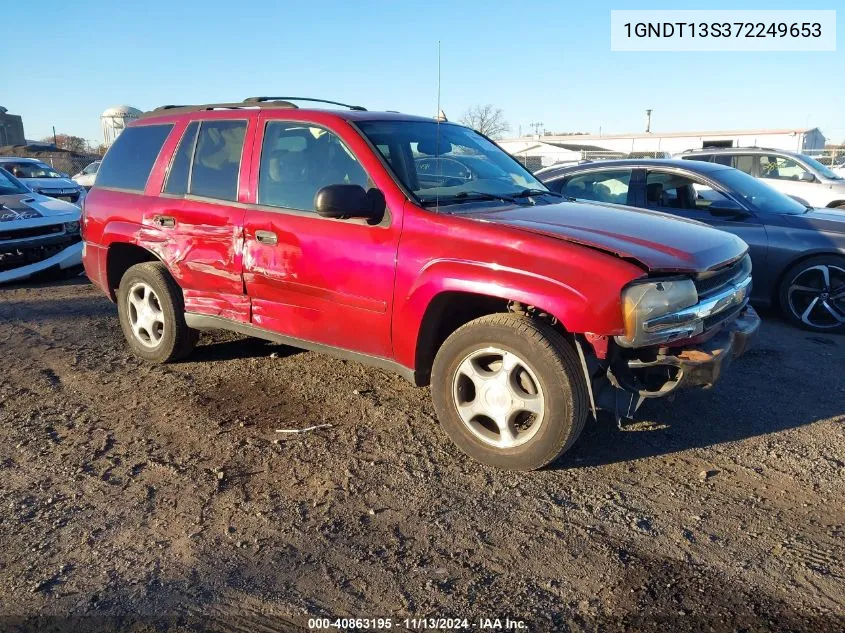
[0,193,80,231]
[469,201,748,273]
[18,177,80,193]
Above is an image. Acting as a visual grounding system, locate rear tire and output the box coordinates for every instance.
[779,255,845,333]
[117,262,198,363]
[431,314,589,470]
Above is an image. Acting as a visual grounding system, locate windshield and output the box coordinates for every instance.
[1,162,63,179]
[799,154,843,180]
[356,120,547,207]
[0,168,30,195]
[717,168,808,215]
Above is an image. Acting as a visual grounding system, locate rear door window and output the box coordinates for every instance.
[189,120,247,201]
[93,124,173,191]
[733,155,755,175]
[163,122,199,195]
[561,170,632,205]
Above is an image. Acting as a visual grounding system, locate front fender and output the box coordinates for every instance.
[393,257,635,370]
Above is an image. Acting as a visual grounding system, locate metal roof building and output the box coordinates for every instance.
[501,127,826,157]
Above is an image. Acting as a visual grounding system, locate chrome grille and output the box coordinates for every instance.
[695,255,752,299]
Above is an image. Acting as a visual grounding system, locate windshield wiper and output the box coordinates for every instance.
[421,191,517,206]
[512,188,563,198]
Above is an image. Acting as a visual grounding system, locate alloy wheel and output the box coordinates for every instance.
[452,347,545,449]
[127,281,166,347]
[787,264,845,329]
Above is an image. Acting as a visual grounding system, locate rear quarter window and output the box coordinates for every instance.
[96,124,173,191]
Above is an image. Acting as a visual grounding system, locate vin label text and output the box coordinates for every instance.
[611,10,836,51]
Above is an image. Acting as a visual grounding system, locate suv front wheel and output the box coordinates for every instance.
[117,262,199,363]
[431,314,589,470]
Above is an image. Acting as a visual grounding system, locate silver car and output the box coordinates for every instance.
[72,160,100,190]
[0,157,87,207]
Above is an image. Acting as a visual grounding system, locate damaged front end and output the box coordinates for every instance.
[576,254,760,426]
[0,194,83,284]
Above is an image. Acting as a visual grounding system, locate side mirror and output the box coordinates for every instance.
[314,184,384,222]
[707,199,750,219]
[799,172,815,183]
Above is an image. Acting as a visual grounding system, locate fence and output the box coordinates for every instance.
[36,153,101,178]
[515,147,845,173]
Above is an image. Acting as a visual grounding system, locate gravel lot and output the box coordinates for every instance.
[0,278,843,632]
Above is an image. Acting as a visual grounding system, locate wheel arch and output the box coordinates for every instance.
[401,261,618,386]
[105,242,164,301]
[771,249,845,307]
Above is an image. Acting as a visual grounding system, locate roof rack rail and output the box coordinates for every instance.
[243,96,367,111]
[143,101,299,117]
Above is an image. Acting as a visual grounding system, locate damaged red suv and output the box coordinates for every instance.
[82,97,759,470]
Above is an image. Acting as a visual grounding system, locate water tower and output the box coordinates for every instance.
[101,105,142,146]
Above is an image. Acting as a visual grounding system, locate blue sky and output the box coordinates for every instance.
[6,0,843,145]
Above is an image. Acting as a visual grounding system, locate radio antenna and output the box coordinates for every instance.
[435,40,441,214]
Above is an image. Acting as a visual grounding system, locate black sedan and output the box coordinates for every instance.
[537,159,845,332]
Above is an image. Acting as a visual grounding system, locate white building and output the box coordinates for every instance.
[497,139,609,171]
[101,105,143,147]
[501,127,826,159]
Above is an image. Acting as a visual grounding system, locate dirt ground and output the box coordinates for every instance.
[0,278,843,633]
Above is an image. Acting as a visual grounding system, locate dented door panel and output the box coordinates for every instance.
[142,196,249,322]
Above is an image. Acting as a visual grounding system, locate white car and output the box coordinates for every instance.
[0,167,83,283]
[0,157,87,208]
[677,147,845,209]
[72,160,100,189]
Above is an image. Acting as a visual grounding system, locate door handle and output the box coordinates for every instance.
[153,215,176,228]
[255,230,278,245]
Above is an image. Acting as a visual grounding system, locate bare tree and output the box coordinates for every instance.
[42,133,88,154]
[459,105,510,139]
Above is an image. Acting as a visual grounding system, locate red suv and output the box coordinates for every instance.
[82,97,759,470]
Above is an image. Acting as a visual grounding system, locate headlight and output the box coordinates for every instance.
[64,221,81,234]
[617,278,700,347]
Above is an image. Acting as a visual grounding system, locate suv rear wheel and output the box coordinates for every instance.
[779,255,845,333]
[117,262,198,362]
[431,314,589,470]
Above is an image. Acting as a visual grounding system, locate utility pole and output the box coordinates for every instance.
[52,125,58,148]
[645,109,653,133]
[529,121,544,139]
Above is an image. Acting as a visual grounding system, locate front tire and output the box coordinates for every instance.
[431,314,589,470]
[117,262,198,363]
[779,255,845,333]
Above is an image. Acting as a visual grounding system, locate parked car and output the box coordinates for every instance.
[72,160,101,190]
[0,167,83,283]
[539,159,845,332]
[676,147,845,209]
[0,157,87,207]
[82,97,758,470]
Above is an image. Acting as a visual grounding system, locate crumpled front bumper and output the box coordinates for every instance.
[0,240,83,284]
[626,305,760,396]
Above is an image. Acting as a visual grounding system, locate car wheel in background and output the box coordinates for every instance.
[779,255,845,333]
[431,314,589,470]
[117,262,198,363]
